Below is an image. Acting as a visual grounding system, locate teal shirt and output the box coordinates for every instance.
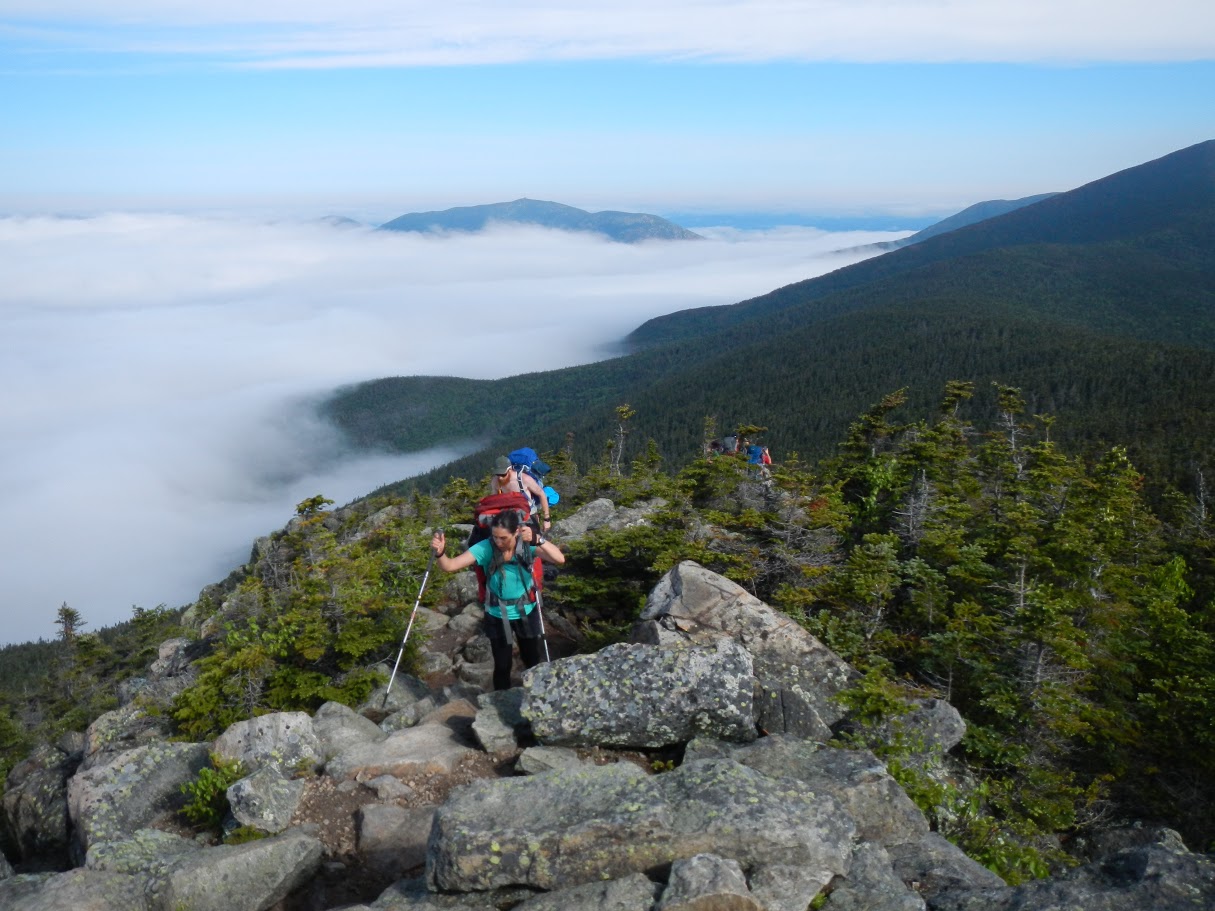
[470,538,537,620]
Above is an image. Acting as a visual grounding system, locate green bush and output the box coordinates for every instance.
[180,753,248,832]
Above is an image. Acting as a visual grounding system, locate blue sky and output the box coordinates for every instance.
[2,1,1213,221]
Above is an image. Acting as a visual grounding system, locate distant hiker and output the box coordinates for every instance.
[432,509,564,690]
[721,434,739,454]
[707,439,725,459]
[490,454,552,531]
[746,441,771,479]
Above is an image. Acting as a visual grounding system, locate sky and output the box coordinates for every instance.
[2,1,1213,218]
[1,2,1213,646]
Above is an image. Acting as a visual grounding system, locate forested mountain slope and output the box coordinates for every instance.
[322,139,1215,497]
[626,139,1215,348]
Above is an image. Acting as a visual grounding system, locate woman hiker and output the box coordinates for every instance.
[489,454,552,533]
[431,509,564,690]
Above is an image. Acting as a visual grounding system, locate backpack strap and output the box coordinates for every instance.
[486,540,536,645]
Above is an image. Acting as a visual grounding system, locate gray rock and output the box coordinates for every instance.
[472,688,528,754]
[658,853,761,910]
[929,838,1215,911]
[449,607,485,637]
[357,803,436,880]
[460,632,492,663]
[515,745,592,775]
[212,711,321,775]
[84,827,200,876]
[728,736,929,846]
[80,704,173,772]
[887,833,1006,898]
[513,872,660,911]
[359,674,433,722]
[634,561,856,739]
[150,827,323,911]
[455,660,495,691]
[2,743,77,865]
[604,499,666,532]
[522,640,757,749]
[366,774,416,800]
[747,862,833,911]
[356,874,538,909]
[0,868,148,911]
[225,766,307,834]
[325,723,478,782]
[66,742,210,856]
[312,701,387,761]
[823,842,926,911]
[443,571,481,613]
[428,757,854,893]
[148,638,193,679]
[550,498,618,540]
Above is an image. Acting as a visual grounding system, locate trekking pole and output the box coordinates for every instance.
[534,589,552,663]
[382,544,437,710]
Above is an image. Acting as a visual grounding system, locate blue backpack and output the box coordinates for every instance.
[509,447,559,506]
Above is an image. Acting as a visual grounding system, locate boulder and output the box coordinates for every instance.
[515,745,592,776]
[359,674,433,723]
[66,742,210,857]
[822,842,926,911]
[356,803,436,880]
[211,712,321,775]
[225,766,307,834]
[747,862,834,911]
[428,757,855,893]
[513,872,659,911]
[472,688,528,755]
[0,867,147,911]
[312,701,387,761]
[886,833,1006,898]
[2,743,78,867]
[149,827,324,911]
[522,640,757,749]
[658,853,762,910]
[634,561,856,739]
[84,827,200,877]
[350,874,537,910]
[550,498,617,540]
[80,704,173,772]
[325,723,478,783]
[927,837,1215,911]
[726,736,930,846]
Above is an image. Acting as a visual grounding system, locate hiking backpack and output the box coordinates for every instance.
[508,447,559,507]
[468,492,544,605]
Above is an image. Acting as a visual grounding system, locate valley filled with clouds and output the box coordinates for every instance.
[0,214,902,644]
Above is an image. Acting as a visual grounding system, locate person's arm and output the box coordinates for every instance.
[431,530,477,572]
[520,525,564,565]
[522,473,552,527]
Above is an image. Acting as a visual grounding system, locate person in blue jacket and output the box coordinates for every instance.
[431,509,564,689]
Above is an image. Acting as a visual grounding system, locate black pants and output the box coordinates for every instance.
[484,608,544,691]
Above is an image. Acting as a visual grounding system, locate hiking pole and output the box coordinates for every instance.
[534,589,552,663]
[382,544,437,710]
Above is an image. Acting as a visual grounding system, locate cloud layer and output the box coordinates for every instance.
[4,1,1213,66]
[0,213,901,645]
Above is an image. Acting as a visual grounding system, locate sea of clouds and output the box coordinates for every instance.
[0,214,904,646]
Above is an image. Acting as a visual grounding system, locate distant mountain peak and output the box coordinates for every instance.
[378,198,703,243]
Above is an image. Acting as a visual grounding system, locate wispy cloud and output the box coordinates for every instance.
[0,212,902,645]
[3,1,1213,69]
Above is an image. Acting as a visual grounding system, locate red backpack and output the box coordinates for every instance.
[470,493,544,605]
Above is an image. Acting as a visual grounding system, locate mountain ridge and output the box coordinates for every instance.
[378,197,704,243]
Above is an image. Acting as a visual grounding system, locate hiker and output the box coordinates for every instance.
[431,509,564,690]
[746,441,771,479]
[490,454,551,531]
